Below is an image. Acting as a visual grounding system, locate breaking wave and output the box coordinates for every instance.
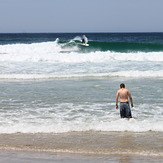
[0,39,163,62]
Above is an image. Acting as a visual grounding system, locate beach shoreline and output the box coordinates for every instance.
[0,131,163,162]
[0,131,163,156]
[0,150,163,163]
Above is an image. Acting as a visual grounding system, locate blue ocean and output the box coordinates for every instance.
[0,33,163,156]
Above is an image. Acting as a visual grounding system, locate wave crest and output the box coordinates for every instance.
[0,40,163,62]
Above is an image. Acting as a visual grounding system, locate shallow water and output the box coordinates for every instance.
[0,78,162,133]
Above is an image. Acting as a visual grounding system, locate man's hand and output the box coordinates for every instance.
[116,104,118,109]
[131,103,134,107]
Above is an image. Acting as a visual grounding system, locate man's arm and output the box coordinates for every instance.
[116,91,119,109]
[128,91,133,107]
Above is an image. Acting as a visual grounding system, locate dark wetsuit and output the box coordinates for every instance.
[82,39,85,44]
[120,102,132,118]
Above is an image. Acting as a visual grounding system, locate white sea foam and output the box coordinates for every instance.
[0,117,163,134]
[0,41,162,80]
[0,70,163,80]
[0,41,163,62]
[0,103,162,134]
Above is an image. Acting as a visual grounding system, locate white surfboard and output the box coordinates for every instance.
[81,43,89,46]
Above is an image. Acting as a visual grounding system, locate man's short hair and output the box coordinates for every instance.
[120,83,125,88]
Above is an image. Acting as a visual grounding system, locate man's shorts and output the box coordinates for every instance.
[120,102,132,118]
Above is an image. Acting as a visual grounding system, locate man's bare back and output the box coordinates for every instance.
[116,83,133,110]
[117,88,131,102]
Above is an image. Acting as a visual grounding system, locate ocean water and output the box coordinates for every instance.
[0,33,163,157]
[0,33,163,158]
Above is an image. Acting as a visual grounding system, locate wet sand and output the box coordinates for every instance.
[0,131,163,155]
[0,150,163,163]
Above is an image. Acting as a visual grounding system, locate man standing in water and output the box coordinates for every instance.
[116,83,133,119]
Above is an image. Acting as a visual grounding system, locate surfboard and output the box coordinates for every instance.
[81,43,89,46]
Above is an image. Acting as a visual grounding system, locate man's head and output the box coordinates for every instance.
[120,83,125,88]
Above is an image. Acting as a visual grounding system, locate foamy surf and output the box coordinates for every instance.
[0,100,162,134]
[0,41,163,62]
[0,39,162,81]
[0,118,163,134]
[0,70,162,80]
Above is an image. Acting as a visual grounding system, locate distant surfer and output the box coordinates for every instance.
[116,83,133,120]
[81,35,89,46]
[81,38,86,44]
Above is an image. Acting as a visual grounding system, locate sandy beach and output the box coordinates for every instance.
[0,150,163,163]
[0,131,163,162]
